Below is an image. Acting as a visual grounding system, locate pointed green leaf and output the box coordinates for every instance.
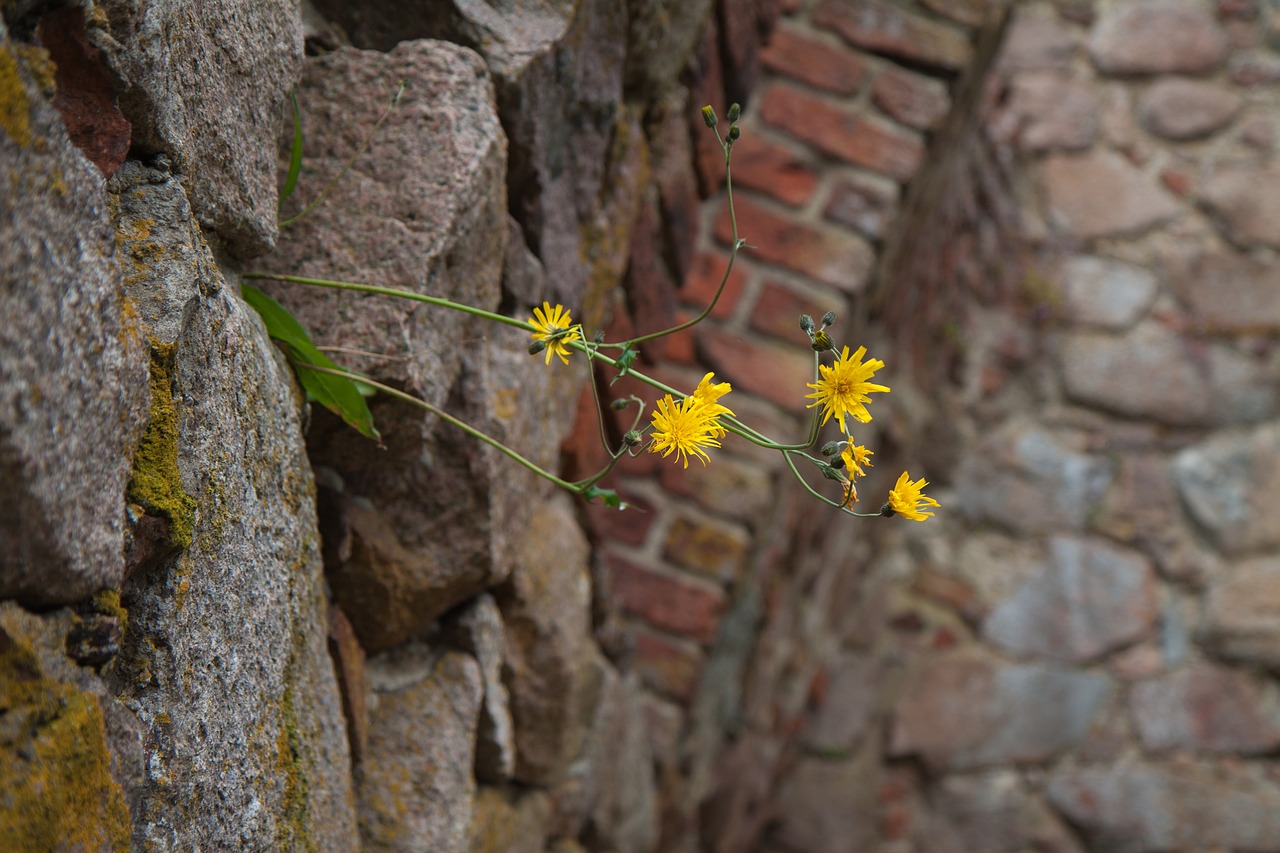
[279,90,304,212]
[241,285,381,441]
[583,486,629,510]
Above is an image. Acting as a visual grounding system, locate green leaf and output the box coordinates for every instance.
[279,90,304,212]
[583,486,629,510]
[610,346,639,385]
[241,285,381,442]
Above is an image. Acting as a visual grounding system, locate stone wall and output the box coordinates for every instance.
[6,0,1280,851]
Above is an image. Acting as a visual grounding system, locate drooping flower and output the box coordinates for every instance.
[805,345,890,432]
[691,372,734,436]
[887,472,940,522]
[529,302,581,366]
[841,443,874,479]
[648,383,732,468]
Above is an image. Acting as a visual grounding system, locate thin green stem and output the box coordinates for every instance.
[782,451,884,518]
[296,362,579,493]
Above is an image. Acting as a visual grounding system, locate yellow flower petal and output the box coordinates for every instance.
[887,471,939,522]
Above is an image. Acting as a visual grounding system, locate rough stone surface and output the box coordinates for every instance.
[1042,150,1181,239]
[1168,247,1280,332]
[265,42,513,651]
[1130,664,1280,755]
[999,5,1078,72]
[1048,762,1280,852]
[1138,78,1243,140]
[1055,255,1158,329]
[804,654,878,753]
[107,161,358,850]
[498,494,596,785]
[926,771,1081,853]
[1006,72,1100,152]
[100,0,303,257]
[1198,164,1280,249]
[769,747,880,853]
[581,668,660,853]
[1088,0,1228,76]
[467,787,552,853]
[957,422,1112,535]
[984,536,1157,663]
[890,651,1112,771]
[359,648,483,853]
[448,594,516,783]
[1202,556,1280,670]
[1059,322,1276,426]
[0,36,149,606]
[1172,424,1280,555]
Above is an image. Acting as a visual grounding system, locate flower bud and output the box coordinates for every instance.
[610,398,630,410]
[821,310,837,328]
[727,102,741,122]
[727,124,740,143]
[701,105,717,128]
[819,463,843,482]
[799,314,815,333]
[810,330,833,352]
[528,340,547,355]
[623,430,643,447]
[880,502,895,517]
[593,329,605,343]
[821,440,841,458]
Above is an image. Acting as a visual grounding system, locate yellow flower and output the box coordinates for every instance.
[841,444,874,478]
[648,387,732,468]
[887,472,939,522]
[805,345,890,432]
[691,372,733,436]
[529,302,581,365]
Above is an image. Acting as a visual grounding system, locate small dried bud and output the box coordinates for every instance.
[727,103,741,122]
[610,399,630,410]
[701,105,717,128]
[727,124,741,143]
[528,339,547,356]
[821,441,841,458]
[593,329,605,343]
[799,314,815,333]
[821,310,837,328]
[622,430,643,447]
[810,330,833,352]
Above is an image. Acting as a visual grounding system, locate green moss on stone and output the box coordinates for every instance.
[0,630,131,851]
[276,657,316,853]
[127,341,196,550]
[0,47,31,148]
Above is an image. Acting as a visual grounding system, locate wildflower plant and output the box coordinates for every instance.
[244,103,937,521]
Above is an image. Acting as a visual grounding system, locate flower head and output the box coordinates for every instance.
[887,472,939,522]
[841,444,874,479]
[529,302,581,366]
[805,345,890,432]
[648,381,733,468]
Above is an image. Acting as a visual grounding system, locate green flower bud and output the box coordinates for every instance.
[727,103,741,122]
[810,330,833,352]
[821,310,837,328]
[727,124,741,143]
[528,339,547,355]
[623,430,643,447]
[819,463,843,482]
[799,314,815,333]
[821,441,841,458]
[701,105,717,128]
[880,502,895,517]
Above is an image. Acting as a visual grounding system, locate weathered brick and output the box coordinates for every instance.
[624,191,679,362]
[606,553,726,644]
[730,133,820,207]
[714,192,875,289]
[648,89,703,280]
[663,514,751,583]
[761,25,869,96]
[812,0,973,71]
[679,250,748,319]
[760,82,924,181]
[697,324,816,410]
[823,173,899,240]
[632,625,705,702]
[657,451,775,522]
[749,279,835,344]
[871,65,950,131]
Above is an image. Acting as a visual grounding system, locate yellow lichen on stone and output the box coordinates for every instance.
[0,627,131,851]
[0,46,33,148]
[127,340,196,550]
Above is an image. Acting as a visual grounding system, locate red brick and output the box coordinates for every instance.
[730,133,820,207]
[749,280,837,344]
[561,380,615,483]
[697,324,815,410]
[761,25,869,95]
[582,490,656,547]
[624,192,678,362]
[719,0,765,101]
[823,173,899,240]
[648,93,702,280]
[606,553,726,644]
[679,250,749,319]
[714,192,874,289]
[662,515,751,583]
[662,311,699,366]
[759,82,924,181]
[871,65,951,130]
[632,626,705,703]
[813,0,973,71]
